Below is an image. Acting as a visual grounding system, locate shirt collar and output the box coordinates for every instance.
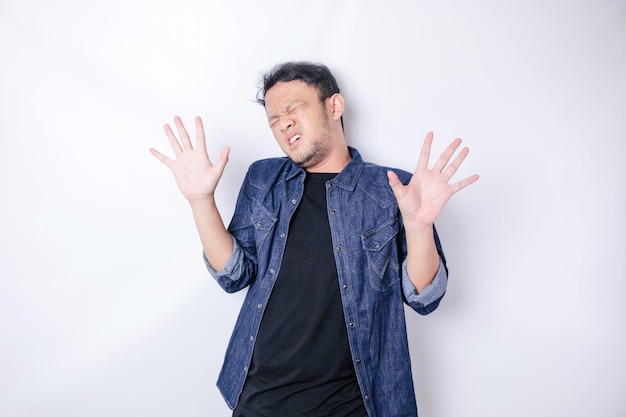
[331,147,363,191]
[285,147,363,190]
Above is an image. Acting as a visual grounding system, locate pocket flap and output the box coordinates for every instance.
[250,204,277,231]
[361,218,399,251]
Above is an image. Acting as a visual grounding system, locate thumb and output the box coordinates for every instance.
[214,147,231,171]
[387,170,404,199]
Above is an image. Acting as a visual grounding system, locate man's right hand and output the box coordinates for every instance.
[150,116,230,203]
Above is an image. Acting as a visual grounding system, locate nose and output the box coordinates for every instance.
[280,116,294,133]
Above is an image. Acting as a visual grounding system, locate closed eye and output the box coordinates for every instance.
[267,102,306,128]
[288,103,305,114]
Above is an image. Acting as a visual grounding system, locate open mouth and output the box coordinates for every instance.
[288,134,301,146]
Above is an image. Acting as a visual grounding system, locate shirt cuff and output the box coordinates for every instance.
[203,235,244,281]
[402,259,448,306]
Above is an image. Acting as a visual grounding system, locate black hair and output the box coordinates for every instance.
[256,61,341,107]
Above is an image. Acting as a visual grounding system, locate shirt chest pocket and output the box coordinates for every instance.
[361,218,401,292]
[250,205,277,248]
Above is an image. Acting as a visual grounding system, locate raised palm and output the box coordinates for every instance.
[388,132,479,227]
[150,116,230,203]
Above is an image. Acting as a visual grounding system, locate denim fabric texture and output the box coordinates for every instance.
[205,147,448,417]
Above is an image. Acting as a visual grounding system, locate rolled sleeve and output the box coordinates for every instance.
[203,235,245,282]
[402,259,448,309]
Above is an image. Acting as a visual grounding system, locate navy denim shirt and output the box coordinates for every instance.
[205,147,448,417]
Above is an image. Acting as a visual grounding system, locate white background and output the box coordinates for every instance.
[1,1,625,416]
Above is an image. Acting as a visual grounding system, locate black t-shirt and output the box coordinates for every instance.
[233,173,367,417]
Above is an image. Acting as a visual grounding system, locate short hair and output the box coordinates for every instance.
[256,61,341,107]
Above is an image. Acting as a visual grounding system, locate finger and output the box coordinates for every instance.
[442,146,470,179]
[416,132,434,170]
[450,174,480,194]
[163,123,183,155]
[432,138,462,173]
[213,146,231,174]
[195,116,207,152]
[387,170,405,200]
[149,147,173,167]
[174,116,194,151]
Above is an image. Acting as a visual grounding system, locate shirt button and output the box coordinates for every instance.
[349,322,354,327]
[280,233,286,238]
[249,336,254,342]
[356,358,361,364]
[291,199,297,204]
[269,268,275,274]
[342,284,348,290]
[257,304,262,309]
[244,366,248,372]
[364,394,369,401]
[330,209,336,215]
[336,246,342,251]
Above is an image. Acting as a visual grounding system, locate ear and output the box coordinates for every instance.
[327,93,345,120]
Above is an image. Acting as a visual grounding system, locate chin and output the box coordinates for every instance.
[293,154,318,169]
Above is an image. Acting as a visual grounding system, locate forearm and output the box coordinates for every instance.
[404,223,441,293]
[189,197,233,272]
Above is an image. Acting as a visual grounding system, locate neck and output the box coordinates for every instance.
[306,153,350,173]
[306,137,351,173]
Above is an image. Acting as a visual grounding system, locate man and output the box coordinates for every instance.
[150,62,478,417]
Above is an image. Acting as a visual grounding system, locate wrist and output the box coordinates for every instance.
[188,195,216,210]
[403,220,433,236]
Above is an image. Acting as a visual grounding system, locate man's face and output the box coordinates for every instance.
[264,81,336,170]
